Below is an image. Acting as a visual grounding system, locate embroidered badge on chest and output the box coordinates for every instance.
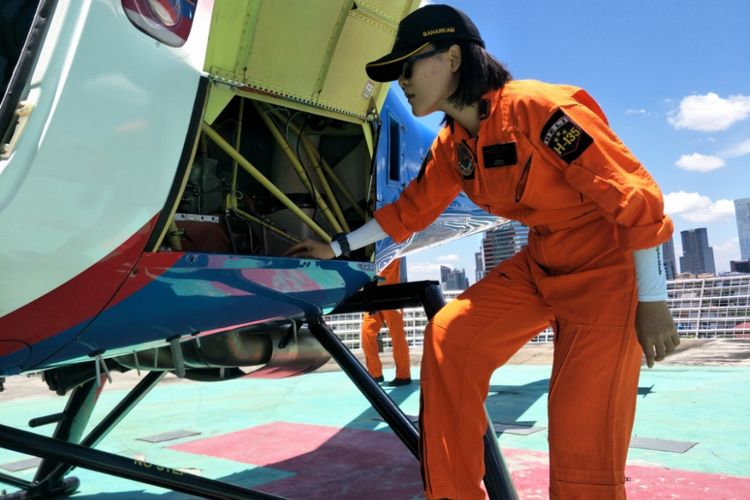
[456,142,475,179]
[540,109,593,164]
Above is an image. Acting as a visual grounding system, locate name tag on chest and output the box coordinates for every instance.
[482,142,517,168]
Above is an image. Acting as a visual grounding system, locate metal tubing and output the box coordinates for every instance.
[28,412,66,428]
[270,110,350,231]
[33,378,102,483]
[83,371,164,449]
[417,282,446,320]
[254,103,343,233]
[482,408,519,500]
[300,135,349,231]
[319,149,366,221]
[231,98,243,192]
[0,470,32,490]
[330,280,517,499]
[37,371,167,488]
[227,198,300,243]
[331,281,442,315]
[0,424,285,500]
[306,318,419,458]
[202,122,331,242]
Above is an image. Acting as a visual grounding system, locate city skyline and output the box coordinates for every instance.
[403,1,749,284]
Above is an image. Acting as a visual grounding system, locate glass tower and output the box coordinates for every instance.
[735,198,750,261]
[680,228,716,275]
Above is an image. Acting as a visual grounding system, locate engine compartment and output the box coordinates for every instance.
[158,94,376,261]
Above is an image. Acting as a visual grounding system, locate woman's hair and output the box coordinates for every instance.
[433,40,512,125]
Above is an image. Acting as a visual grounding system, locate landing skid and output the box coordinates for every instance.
[0,281,517,500]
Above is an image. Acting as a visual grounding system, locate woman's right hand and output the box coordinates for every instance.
[283,239,335,259]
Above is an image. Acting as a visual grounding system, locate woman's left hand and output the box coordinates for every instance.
[283,239,335,259]
[635,301,680,368]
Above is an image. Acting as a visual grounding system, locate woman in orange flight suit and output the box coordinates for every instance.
[360,258,412,386]
[287,4,680,499]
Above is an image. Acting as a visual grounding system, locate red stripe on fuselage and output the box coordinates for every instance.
[105,250,185,310]
[0,215,164,356]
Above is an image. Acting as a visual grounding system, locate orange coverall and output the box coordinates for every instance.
[374,80,673,499]
[360,259,411,380]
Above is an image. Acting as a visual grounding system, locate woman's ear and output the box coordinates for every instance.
[448,44,462,73]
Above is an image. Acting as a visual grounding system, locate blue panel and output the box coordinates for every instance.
[35,255,375,369]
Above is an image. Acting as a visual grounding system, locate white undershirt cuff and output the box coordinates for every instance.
[633,245,668,302]
[329,219,388,257]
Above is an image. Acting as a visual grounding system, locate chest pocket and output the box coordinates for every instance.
[472,133,535,207]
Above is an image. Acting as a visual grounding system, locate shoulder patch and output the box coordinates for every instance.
[540,109,593,163]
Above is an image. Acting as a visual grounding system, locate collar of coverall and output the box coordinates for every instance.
[447,87,503,141]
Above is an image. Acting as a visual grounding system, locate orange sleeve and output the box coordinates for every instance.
[374,135,461,243]
[534,93,673,250]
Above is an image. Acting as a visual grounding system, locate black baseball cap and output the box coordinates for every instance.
[365,4,484,82]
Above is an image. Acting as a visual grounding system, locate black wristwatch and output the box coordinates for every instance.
[332,232,351,257]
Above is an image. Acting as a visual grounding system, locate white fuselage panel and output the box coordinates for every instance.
[0,0,213,316]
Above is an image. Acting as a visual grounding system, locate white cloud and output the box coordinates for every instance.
[626,108,650,116]
[664,191,736,222]
[408,256,465,281]
[436,254,460,263]
[407,261,443,282]
[668,93,750,131]
[723,138,750,158]
[674,153,725,172]
[674,137,750,172]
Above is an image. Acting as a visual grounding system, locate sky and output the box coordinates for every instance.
[401,0,750,284]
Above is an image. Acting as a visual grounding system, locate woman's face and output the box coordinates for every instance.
[398,44,460,117]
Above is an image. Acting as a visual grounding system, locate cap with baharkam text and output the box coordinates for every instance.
[365,4,484,82]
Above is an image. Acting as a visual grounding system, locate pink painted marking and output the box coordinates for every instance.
[240,269,324,292]
[172,422,423,499]
[209,281,253,297]
[171,423,750,499]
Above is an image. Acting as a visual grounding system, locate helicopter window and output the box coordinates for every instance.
[388,117,401,183]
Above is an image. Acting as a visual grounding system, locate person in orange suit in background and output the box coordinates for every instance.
[360,259,412,386]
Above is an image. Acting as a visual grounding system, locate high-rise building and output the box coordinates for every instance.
[440,265,450,285]
[735,198,750,261]
[661,238,677,280]
[680,228,716,275]
[480,221,528,274]
[440,265,469,291]
[475,251,484,282]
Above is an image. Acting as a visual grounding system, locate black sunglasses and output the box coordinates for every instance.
[401,47,449,79]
